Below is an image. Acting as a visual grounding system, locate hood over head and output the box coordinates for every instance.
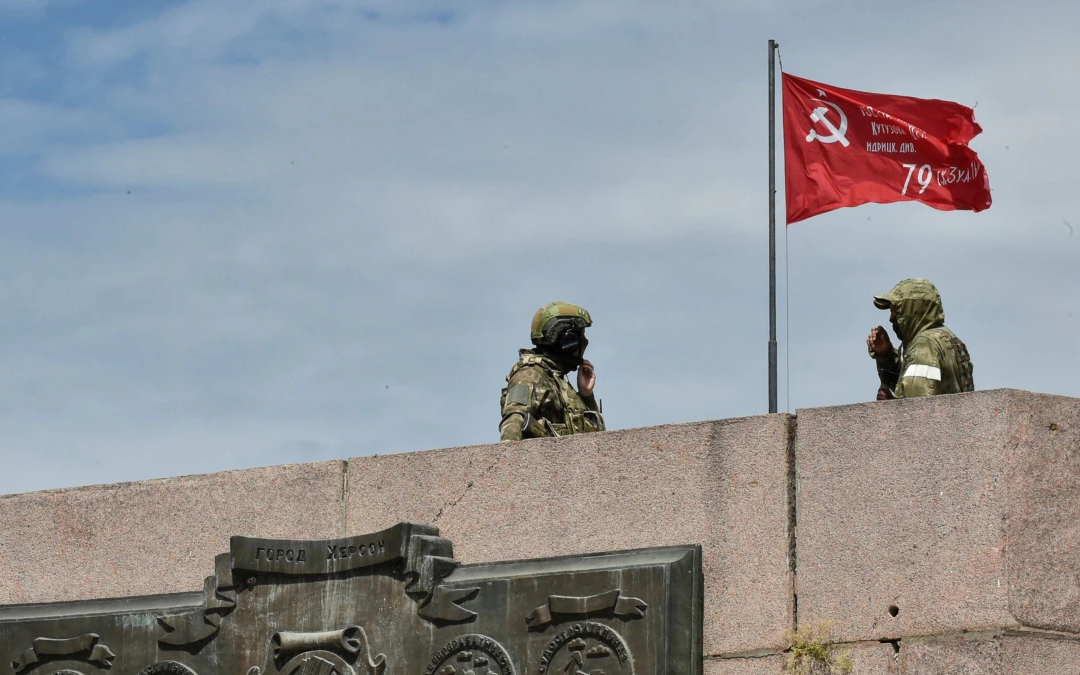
[873,278,945,343]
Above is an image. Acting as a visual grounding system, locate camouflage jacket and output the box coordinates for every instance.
[499,349,604,441]
[871,279,974,398]
[874,326,974,397]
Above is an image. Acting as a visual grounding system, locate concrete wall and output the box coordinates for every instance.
[2,388,1078,673]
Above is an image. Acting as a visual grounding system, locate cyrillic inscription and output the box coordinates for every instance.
[538,622,633,675]
[426,635,514,675]
[255,547,308,563]
[230,523,439,576]
[326,540,385,560]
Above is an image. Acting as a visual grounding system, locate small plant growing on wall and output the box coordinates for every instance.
[786,620,853,674]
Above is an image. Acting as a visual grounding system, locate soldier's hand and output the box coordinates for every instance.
[577,359,596,397]
[867,325,892,356]
[876,387,894,401]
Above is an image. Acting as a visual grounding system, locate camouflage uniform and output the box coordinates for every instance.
[871,278,974,398]
[499,349,604,440]
[499,302,605,441]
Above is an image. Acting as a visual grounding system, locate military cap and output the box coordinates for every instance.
[874,278,940,309]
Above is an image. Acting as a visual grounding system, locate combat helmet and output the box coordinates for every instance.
[531,302,592,345]
[530,302,592,369]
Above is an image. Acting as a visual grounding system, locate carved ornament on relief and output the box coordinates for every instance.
[11,635,116,673]
[264,626,386,675]
[524,589,647,629]
[403,533,479,624]
[139,662,198,675]
[157,553,237,647]
[246,651,362,675]
[230,523,478,625]
[279,651,355,675]
[425,635,515,675]
[537,622,634,675]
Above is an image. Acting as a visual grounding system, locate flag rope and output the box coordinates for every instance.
[785,209,791,413]
[777,44,788,411]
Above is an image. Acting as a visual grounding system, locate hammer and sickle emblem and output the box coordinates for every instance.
[804,99,850,147]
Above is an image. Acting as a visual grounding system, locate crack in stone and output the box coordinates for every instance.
[704,650,781,661]
[432,449,508,524]
[787,414,799,633]
[340,459,349,538]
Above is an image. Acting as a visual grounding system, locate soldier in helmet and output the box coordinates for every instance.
[499,302,605,441]
[867,278,974,400]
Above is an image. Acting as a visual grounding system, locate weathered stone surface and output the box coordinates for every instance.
[1004,393,1080,634]
[899,635,1000,674]
[346,416,794,656]
[709,634,1080,675]
[796,390,1080,642]
[703,642,894,674]
[1000,634,1080,673]
[0,461,346,604]
[846,641,898,674]
[1,388,1077,666]
[704,654,787,674]
[899,633,1080,674]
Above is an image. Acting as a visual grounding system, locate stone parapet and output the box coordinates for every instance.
[795,389,1080,644]
[344,415,794,656]
[0,460,346,605]
[1,388,1077,672]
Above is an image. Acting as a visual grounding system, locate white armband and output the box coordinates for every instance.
[903,364,941,381]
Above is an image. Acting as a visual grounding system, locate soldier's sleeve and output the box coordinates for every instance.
[895,335,943,398]
[873,346,902,394]
[580,392,600,412]
[500,414,525,441]
[499,367,552,441]
[578,392,605,432]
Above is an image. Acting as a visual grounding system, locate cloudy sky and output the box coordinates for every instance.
[1,0,1077,495]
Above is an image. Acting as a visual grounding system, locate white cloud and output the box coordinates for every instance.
[1,0,1079,495]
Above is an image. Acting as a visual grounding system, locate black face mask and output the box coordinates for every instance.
[890,315,903,342]
[548,327,588,370]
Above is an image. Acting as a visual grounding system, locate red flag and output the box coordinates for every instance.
[782,73,991,224]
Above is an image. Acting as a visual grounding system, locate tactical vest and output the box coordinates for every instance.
[501,353,604,437]
[925,327,975,393]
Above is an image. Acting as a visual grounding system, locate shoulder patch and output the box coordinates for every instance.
[505,382,531,406]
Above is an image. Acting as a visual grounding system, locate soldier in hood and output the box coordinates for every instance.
[867,278,974,399]
[500,302,605,441]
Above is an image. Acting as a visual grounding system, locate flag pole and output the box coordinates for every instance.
[768,39,778,414]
